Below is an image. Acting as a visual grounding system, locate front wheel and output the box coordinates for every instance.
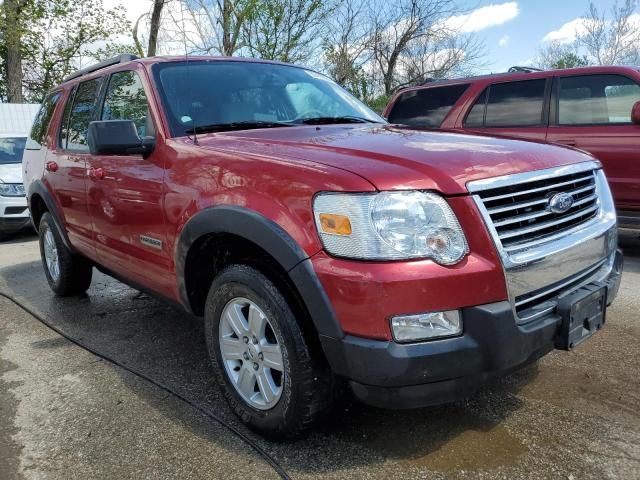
[38,212,92,296]
[204,264,330,439]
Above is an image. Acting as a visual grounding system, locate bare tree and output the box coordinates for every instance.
[168,0,256,56]
[398,32,484,87]
[322,0,370,97]
[242,0,332,64]
[147,0,168,56]
[580,0,640,65]
[369,0,462,96]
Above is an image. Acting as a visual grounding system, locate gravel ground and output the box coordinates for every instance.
[1,231,639,480]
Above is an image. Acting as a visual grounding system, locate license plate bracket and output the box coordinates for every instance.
[555,283,607,351]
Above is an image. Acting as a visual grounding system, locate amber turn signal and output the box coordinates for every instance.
[318,213,352,235]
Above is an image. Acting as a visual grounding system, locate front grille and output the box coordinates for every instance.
[476,169,598,251]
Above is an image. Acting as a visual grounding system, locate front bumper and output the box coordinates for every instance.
[321,249,623,409]
[0,196,31,233]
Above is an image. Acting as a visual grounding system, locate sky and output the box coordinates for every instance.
[106,0,632,75]
[456,0,632,73]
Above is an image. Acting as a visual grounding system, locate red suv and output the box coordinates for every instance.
[384,66,640,230]
[23,55,623,439]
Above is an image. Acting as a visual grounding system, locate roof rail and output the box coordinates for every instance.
[63,54,139,83]
[508,66,544,73]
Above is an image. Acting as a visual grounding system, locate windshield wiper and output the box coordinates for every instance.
[186,120,293,134]
[299,116,379,125]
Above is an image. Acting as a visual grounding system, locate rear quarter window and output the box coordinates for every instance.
[29,91,62,147]
[388,84,469,127]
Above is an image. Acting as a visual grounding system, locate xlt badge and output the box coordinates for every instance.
[139,235,162,250]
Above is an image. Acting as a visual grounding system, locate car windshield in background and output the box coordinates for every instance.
[0,137,27,164]
[152,61,385,136]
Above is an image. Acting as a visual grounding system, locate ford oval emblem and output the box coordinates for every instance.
[548,192,574,214]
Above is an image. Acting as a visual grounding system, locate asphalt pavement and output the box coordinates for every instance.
[1,231,639,480]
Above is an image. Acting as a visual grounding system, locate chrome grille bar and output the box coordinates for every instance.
[497,204,599,240]
[480,173,594,203]
[473,168,598,250]
[467,161,617,325]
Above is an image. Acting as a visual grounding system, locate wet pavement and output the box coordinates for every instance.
[1,231,639,479]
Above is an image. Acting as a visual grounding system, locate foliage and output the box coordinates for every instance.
[242,0,332,64]
[551,52,590,69]
[536,41,591,69]
[0,0,130,103]
[366,94,391,115]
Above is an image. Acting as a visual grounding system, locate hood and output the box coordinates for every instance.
[193,124,595,194]
[0,163,24,184]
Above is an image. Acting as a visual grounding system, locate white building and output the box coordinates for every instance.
[0,103,40,136]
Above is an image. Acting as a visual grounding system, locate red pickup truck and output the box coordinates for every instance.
[23,55,622,439]
[384,65,640,231]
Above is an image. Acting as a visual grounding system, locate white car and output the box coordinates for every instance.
[0,134,31,239]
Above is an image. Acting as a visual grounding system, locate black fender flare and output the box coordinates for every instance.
[175,205,344,340]
[27,180,75,252]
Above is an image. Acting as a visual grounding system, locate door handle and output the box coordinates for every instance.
[88,167,105,180]
[45,161,59,172]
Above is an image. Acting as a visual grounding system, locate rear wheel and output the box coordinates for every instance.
[205,264,331,439]
[38,212,92,296]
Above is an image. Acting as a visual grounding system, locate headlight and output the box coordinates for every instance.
[0,183,25,197]
[313,191,468,264]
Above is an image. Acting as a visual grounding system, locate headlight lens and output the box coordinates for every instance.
[313,191,468,264]
[0,183,25,197]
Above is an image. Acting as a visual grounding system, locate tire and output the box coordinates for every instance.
[204,264,331,440]
[38,212,92,296]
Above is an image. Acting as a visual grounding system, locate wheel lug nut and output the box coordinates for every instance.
[243,336,249,344]
[243,352,249,360]
[252,336,258,344]
[253,362,259,370]
[258,352,264,360]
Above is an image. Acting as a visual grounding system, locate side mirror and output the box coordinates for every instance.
[87,120,155,156]
[632,101,640,125]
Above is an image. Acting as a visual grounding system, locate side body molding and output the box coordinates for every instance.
[175,205,344,340]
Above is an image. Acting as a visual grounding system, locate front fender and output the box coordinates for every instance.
[175,205,344,339]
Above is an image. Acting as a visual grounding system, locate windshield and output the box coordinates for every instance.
[0,137,27,164]
[152,61,385,136]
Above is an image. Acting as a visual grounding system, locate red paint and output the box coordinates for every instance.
[25,57,599,340]
[45,161,58,172]
[632,101,640,125]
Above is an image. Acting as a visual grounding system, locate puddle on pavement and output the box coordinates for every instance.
[347,404,529,472]
[410,423,528,471]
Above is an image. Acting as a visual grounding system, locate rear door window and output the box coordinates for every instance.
[484,79,547,127]
[558,74,640,125]
[64,78,103,151]
[388,84,470,127]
